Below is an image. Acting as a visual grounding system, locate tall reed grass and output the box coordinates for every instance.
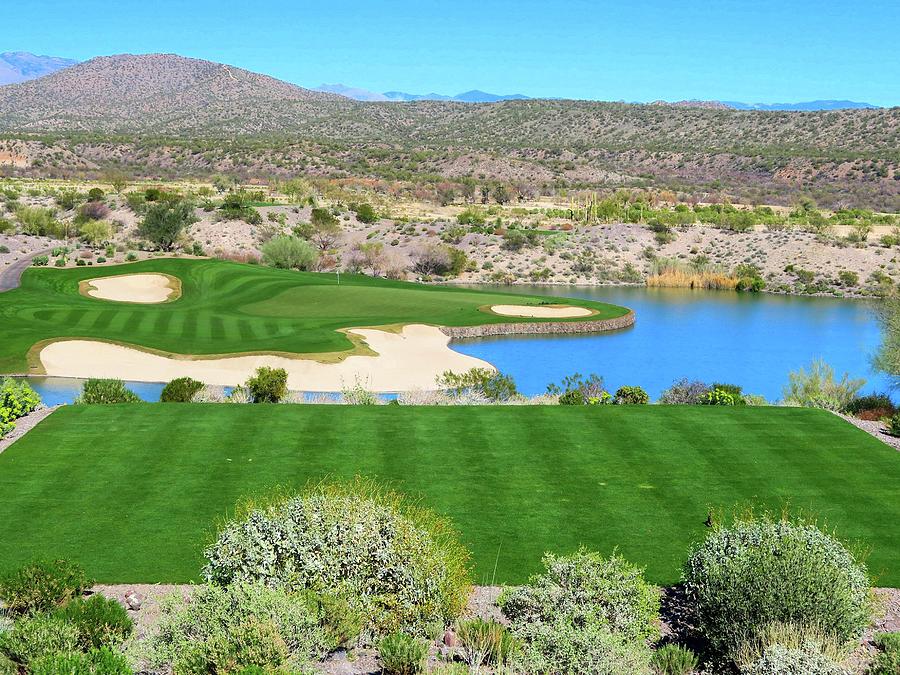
[646,257,738,290]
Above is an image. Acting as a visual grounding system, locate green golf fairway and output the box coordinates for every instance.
[1,404,897,585]
[0,258,629,373]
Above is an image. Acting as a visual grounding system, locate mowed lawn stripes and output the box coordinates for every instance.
[0,404,896,585]
[0,258,629,373]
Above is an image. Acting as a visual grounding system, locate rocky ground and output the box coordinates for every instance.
[92,583,898,674]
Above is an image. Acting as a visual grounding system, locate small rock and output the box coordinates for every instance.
[124,590,144,611]
[442,630,458,647]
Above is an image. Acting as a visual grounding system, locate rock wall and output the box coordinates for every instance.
[441,311,635,339]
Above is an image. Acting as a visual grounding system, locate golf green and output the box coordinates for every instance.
[0,404,897,585]
[0,258,628,373]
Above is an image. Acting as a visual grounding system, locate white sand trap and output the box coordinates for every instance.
[38,325,493,392]
[83,274,179,304]
[490,304,593,318]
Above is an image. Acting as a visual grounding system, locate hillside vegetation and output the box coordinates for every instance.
[0,55,898,210]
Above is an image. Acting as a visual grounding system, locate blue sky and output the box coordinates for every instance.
[4,0,899,105]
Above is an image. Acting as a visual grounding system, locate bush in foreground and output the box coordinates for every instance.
[613,385,649,405]
[0,615,79,666]
[456,618,519,668]
[501,548,659,643]
[0,559,91,616]
[682,515,870,658]
[377,632,428,674]
[203,479,471,641]
[54,594,133,650]
[869,632,900,675]
[844,393,896,420]
[740,643,846,675]
[0,377,41,437]
[782,359,865,411]
[651,643,698,675]
[260,235,318,270]
[659,378,710,404]
[160,377,204,403]
[142,582,331,674]
[30,647,132,675]
[74,379,141,405]
[436,368,518,402]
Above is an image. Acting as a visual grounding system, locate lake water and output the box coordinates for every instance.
[14,286,890,404]
[451,285,890,401]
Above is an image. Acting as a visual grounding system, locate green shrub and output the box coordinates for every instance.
[0,653,16,675]
[613,385,650,405]
[844,393,896,420]
[436,368,518,402]
[0,614,79,665]
[0,377,41,438]
[54,594,133,649]
[547,372,610,405]
[30,647,132,675]
[782,359,865,411]
[652,643,698,674]
[143,582,331,673]
[353,202,378,224]
[501,549,659,643]
[0,559,91,615]
[203,479,471,641]
[160,377,204,403]
[245,367,288,403]
[260,235,318,270]
[74,379,141,404]
[513,619,652,674]
[0,244,9,253]
[700,387,736,405]
[869,632,900,675]
[31,254,49,266]
[682,515,870,658]
[139,200,198,251]
[377,632,428,674]
[456,618,519,668]
[740,643,845,674]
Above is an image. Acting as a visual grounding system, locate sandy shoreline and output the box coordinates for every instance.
[38,325,494,392]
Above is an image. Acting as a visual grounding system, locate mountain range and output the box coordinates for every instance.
[0,51,78,85]
[315,84,530,103]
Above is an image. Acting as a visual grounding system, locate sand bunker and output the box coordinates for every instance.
[490,304,593,318]
[38,325,493,392]
[82,274,180,304]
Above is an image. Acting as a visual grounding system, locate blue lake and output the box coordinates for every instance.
[14,286,889,404]
[450,285,889,401]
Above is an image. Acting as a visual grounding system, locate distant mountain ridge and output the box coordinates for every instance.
[316,84,531,103]
[0,51,78,85]
[723,100,879,111]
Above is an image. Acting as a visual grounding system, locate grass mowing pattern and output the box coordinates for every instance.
[0,404,897,585]
[0,258,628,373]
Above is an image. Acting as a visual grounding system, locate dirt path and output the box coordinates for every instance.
[0,247,51,292]
[0,405,60,454]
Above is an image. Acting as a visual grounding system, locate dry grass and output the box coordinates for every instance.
[647,268,739,290]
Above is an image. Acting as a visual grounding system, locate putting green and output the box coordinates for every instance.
[0,404,897,585]
[0,258,629,374]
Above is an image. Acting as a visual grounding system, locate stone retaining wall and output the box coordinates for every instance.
[441,310,635,339]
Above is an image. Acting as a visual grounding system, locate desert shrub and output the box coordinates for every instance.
[160,376,204,403]
[652,643,698,675]
[77,201,111,223]
[74,379,141,404]
[225,385,252,404]
[501,549,659,643]
[512,619,653,674]
[143,582,330,673]
[410,242,453,276]
[682,515,870,658]
[782,359,865,411]
[79,220,113,245]
[436,367,518,402]
[0,559,91,615]
[844,393,896,420]
[0,377,41,438]
[340,378,380,405]
[54,594,133,650]
[740,643,846,675]
[736,622,847,671]
[659,378,710,404]
[16,206,61,237]
[245,366,288,403]
[203,479,471,641]
[260,235,318,270]
[0,653,16,675]
[31,254,49,266]
[613,385,649,405]
[353,202,378,224]
[700,387,736,405]
[30,647,132,675]
[0,614,79,665]
[139,200,198,251]
[869,632,900,675]
[377,632,428,674]
[456,618,519,668]
[0,224,12,237]
[547,372,610,405]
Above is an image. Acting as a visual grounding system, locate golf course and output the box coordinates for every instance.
[1,403,897,585]
[0,258,629,375]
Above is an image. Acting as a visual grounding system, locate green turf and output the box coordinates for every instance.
[0,258,628,373]
[0,404,897,585]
